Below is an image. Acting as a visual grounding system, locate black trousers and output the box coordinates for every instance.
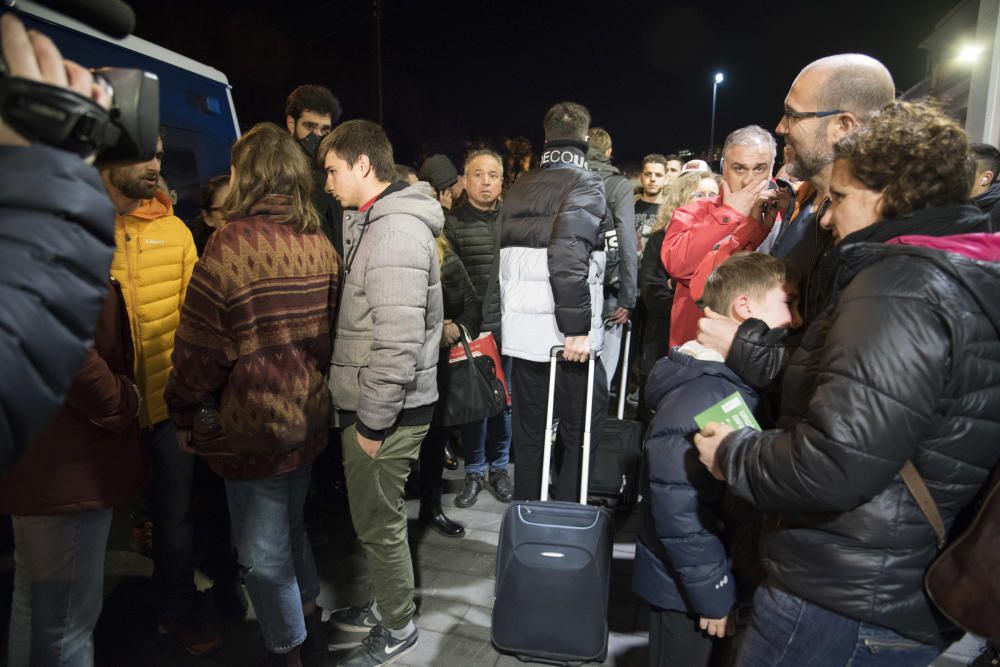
[510,356,608,501]
[648,608,715,667]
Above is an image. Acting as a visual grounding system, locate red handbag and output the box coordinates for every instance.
[448,330,509,405]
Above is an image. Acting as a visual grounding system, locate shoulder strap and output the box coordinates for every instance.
[900,461,947,549]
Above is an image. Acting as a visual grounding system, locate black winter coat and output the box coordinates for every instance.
[972,182,1000,233]
[498,142,606,361]
[633,351,763,618]
[727,204,993,391]
[444,200,500,310]
[717,207,1000,646]
[0,145,116,472]
[441,247,481,337]
[638,230,673,377]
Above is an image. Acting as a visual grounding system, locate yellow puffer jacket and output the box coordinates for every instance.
[111,191,197,427]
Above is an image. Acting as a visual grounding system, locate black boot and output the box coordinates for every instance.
[443,441,459,470]
[419,497,465,538]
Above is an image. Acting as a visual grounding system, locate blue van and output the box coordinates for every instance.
[12,0,240,223]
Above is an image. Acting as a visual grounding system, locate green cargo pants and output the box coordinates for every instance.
[341,423,428,630]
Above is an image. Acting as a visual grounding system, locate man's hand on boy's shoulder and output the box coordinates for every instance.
[696,307,739,358]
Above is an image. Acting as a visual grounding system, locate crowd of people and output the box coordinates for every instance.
[2,9,1000,667]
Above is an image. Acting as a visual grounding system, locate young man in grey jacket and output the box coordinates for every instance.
[319,120,444,667]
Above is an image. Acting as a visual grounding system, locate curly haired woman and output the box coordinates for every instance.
[694,99,1000,666]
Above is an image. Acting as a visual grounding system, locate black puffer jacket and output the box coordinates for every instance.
[717,207,1000,647]
[972,182,1000,233]
[498,141,607,362]
[441,246,481,337]
[444,200,500,312]
[727,204,992,390]
[0,145,116,472]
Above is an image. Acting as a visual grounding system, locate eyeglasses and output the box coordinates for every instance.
[781,108,844,124]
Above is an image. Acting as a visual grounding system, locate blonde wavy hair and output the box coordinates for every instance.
[651,170,719,234]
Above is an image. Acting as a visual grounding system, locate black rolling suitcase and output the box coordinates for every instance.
[589,322,644,505]
[492,347,614,665]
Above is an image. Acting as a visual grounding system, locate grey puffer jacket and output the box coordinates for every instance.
[587,148,638,316]
[329,182,444,438]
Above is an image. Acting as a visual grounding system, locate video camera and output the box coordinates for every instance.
[0,1,159,165]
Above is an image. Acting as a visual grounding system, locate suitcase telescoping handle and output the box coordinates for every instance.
[616,321,632,421]
[542,345,596,504]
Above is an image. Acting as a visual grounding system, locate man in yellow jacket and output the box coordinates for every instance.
[101,133,222,656]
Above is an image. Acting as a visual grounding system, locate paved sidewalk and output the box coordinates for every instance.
[79,464,649,666]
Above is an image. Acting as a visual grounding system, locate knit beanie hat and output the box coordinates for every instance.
[418,154,459,191]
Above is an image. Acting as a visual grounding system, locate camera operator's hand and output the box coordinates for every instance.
[0,13,112,148]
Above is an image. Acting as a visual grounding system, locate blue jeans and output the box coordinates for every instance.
[225,464,320,653]
[8,509,113,667]
[459,355,512,475]
[737,586,941,667]
[146,419,197,618]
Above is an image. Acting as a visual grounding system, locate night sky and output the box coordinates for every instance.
[128,0,956,169]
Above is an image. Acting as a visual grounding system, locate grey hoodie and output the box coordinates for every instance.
[329,182,445,438]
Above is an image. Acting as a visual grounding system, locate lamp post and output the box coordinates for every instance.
[710,72,724,158]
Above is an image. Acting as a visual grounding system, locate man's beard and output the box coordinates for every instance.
[110,167,158,200]
[788,145,833,181]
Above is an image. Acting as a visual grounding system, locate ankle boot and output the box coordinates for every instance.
[419,498,465,538]
[443,442,459,470]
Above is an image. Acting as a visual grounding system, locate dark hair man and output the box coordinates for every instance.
[101,132,225,655]
[284,84,344,254]
[319,120,443,666]
[970,142,1000,229]
[499,101,610,502]
[636,153,669,252]
[587,127,638,391]
[665,154,683,181]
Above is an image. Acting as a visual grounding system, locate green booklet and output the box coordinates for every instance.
[694,392,761,432]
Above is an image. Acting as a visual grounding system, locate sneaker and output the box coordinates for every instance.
[158,612,222,656]
[453,473,483,508]
[329,602,380,633]
[488,469,514,502]
[337,625,417,667]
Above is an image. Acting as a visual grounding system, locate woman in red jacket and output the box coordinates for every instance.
[0,280,145,667]
[165,123,339,667]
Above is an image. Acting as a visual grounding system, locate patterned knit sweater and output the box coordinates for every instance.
[165,196,339,480]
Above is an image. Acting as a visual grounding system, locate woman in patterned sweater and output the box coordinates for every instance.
[165,123,339,667]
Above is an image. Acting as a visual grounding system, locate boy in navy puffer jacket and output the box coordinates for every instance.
[632,253,800,666]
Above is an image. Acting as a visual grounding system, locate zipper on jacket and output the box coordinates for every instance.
[121,220,145,418]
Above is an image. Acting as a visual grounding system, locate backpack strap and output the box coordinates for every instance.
[900,461,947,549]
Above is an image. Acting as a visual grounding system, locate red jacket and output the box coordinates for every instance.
[661,197,769,348]
[0,280,145,515]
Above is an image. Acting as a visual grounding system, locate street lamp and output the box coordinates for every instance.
[958,43,984,64]
[710,72,724,158]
